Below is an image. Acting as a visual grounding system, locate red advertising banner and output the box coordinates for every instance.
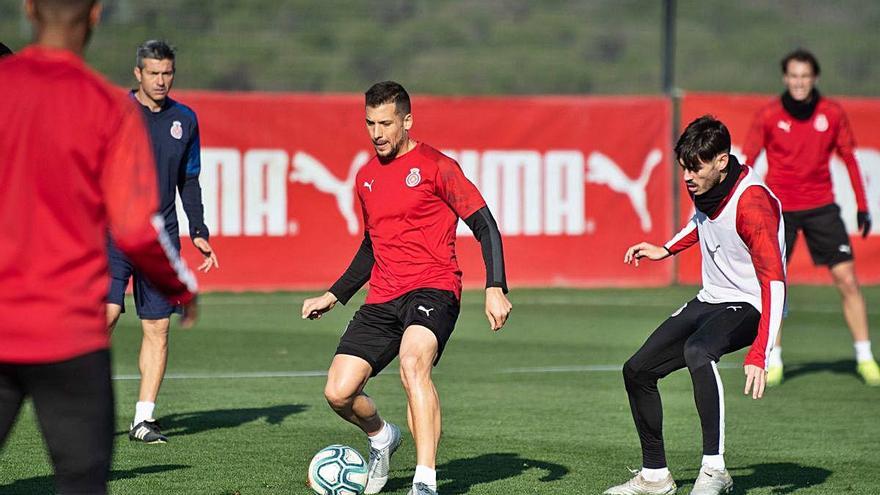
[171,91,672,290]
[679,93,880,284]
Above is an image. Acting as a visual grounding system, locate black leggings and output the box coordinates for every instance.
[0,349,114,495]
[623,298,759,469]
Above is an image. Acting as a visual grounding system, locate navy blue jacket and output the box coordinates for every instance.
[131,91,209,245]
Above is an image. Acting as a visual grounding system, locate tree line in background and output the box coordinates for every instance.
[2,0,878,96]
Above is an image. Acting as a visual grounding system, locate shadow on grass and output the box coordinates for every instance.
[783,359,859,383]
[385,452,568,494]
[115,404,308,437]
[679,462,831,494]
[0,463,190,495]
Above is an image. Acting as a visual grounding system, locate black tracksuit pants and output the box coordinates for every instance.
[623,298,760,469]
[0,350,114,494]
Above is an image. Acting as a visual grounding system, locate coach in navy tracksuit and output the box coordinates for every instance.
[107,40,219,444]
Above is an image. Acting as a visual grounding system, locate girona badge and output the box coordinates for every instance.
[813,113,829,133]
[170,121,184,140]
[405,167,421,187]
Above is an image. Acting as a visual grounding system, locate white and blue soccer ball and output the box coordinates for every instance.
[307,444,369,495]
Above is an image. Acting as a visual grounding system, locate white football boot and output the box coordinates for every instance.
[364,422,402,494]
[604,469,677,494]
[407,482,437,495]
[689,466,733,495]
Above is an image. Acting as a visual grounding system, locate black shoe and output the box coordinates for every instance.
[129,420,168,444]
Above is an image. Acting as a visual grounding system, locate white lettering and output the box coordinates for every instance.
[244,150,288,236]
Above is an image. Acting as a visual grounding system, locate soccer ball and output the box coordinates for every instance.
[307,444,369,495]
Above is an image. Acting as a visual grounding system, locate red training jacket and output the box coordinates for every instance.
[0,46,197,364]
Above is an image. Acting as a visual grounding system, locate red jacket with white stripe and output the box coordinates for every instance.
[665,166,786,369]
[0,46,197,364]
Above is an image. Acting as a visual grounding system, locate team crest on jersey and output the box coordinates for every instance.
[170,121,183,140]
[405,168,421,187]
[813,113,829,132]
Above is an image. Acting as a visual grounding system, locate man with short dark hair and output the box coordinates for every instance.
[605,116,785,495]
[742,48,879,387]
[0,1,198,493]
[302,81,511,495]
[107,39,219,444]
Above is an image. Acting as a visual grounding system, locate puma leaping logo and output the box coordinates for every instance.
[727,305,742,312]
[586,149,662,232]
[290,151,370,235]
[363,180,374,192]
[707,243,721,260]
[417,305,434,317]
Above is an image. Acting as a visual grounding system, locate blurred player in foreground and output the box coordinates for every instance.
[605,116,785,495]
[742,48,879,386]
[0,1,198,493]
[302,81,511,495]
[107,39,218,444]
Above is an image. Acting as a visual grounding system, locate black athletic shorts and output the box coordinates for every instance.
[336,288,460,376]
[107,238,182,319]
[783,203,853,267]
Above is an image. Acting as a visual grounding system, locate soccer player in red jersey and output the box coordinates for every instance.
[0,1,198,493]
[742,49,879,386]
[302,81,512,495]
[605,116,785,495]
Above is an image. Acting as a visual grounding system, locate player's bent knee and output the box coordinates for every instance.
[398,353,431,384]
[683,341,710,370]
[323,384,356,410]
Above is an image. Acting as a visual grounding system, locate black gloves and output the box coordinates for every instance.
[857,211,872,239]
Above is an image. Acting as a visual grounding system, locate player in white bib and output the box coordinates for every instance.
[604,116,786,495]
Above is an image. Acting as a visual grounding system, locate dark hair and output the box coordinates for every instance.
[365,81,411,115]
[136,40,175,70]
[781,48,820,76]
[674,115,731,172]
[0,42,12,58]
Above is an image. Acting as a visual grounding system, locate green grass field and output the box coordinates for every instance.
[1,287,878,494]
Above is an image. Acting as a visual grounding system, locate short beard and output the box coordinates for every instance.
[377,136,405,164]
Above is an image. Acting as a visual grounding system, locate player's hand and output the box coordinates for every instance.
[179,296,198,329]
[193,237,219,273]
[485,287,512,332]
[857,211,872,239]
[302,292,338,320]
[624,242,670,267]
[743,364,766,399]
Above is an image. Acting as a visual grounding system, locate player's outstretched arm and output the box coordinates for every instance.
[623,242,670,267]
[302,292,338,320]
[463,206,511,331]
[303,232,375,321]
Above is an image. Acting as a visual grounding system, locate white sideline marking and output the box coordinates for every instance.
[194,293,877,315]
[112,363,740,381]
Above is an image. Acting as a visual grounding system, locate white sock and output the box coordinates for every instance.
[769,347,783,367]
[855,340,875,362]
[702,454,726,471]
[413,465,437,490]
[640,467,669,482]
[133,401,155,425]
[368,421,393,450]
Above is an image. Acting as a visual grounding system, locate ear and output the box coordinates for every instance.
[133,66,142,83]
[403,113,413,131]
[716,153,729,173]
[88,2,103,28]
